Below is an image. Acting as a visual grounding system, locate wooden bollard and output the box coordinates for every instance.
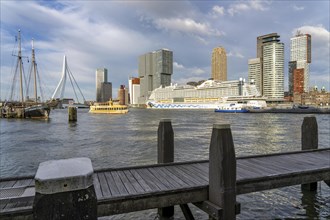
[301,116,318,191]
[209,124,236,220]
[68,106,77,122]
[33,157,97,220]
[157,119,174,219]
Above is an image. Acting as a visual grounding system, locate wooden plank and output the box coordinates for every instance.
[239,159,286,176]
[0,181,17,188]
[92,174,103,199]
[258,156,320,172]
[13,179,33,188]
[192,163,208,173]
[158,167,190,187]
[123,170,144,193]
[133,169,161,192]
[136,168,167,191]
[166,166,201,186]
[177,165,208,184]
[103,172,120,196]
[237,161,267,178]
[3,200,17,209]
[117,171,137,194]
[154,167,183,188]
[111,171,129,196]
[0,200,8,209]
[252,155,319,172]
[188,164,208,182]
[147,167,177,189]
[129,169,153,192]
[97,173,112,198]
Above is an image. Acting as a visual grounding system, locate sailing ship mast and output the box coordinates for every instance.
[18,29,24,104]
[31,38,38,102]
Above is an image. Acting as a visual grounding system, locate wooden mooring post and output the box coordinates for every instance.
[157,119,175,219]
[208,124,237,220]
[301,116,318,191]
[68,106,77,122]
[157,119,195,220]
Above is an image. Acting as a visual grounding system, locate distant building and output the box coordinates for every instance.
[262,35,284,100]
[117,85,129,105]
[100,82,112,102]
[293,86,330,106]
[128,77,140,105]
[248,58,262,94]
[211,47,227,81]
[96,68,112,102]
[138,49,173,104]
[289,32,311,95]
[293,68,304,94]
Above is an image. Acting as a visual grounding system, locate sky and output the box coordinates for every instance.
[1,0,329,101]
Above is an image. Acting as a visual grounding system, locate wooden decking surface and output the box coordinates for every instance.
[1,149,329,218]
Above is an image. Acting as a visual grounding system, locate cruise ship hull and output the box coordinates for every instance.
[147,101,219,109]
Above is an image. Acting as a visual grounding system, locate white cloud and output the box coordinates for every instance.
[173,62,184,69]
[191,68,205,75]
[173,61,207,78]
[293,5,304,11]
[212,5,225,17]
[154,18,223,37]
[227,51,244,59]
[228,0,269,16]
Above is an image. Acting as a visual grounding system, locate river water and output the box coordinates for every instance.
[1,109,329,219]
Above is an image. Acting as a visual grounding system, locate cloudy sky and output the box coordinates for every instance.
[1,0,329,101]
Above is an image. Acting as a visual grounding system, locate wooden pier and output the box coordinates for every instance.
[1,116,329,219]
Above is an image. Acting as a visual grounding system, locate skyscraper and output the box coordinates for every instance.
[257,33,279,59]
[262,36,284,100]
[248,58,262,94]
[249,33,284,100]
[211,47,227,81]
[96,68,112,102]
[138,49,173,103]
[289,32,311,95]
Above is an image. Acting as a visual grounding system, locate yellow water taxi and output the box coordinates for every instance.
[89,100,128,114]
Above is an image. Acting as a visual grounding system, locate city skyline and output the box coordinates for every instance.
[1,1,329,101]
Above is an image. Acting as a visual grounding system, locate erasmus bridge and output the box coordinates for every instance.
[51,55,86,106]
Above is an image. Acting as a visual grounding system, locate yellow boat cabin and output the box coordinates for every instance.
[89,100,128,114]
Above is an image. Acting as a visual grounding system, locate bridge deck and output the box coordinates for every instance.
[1,149,329,218]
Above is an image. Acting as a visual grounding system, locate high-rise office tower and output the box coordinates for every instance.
[211,47,227,81]
[96,68,112,102]
[257,33,279,59]
[262,35,284,100]
[254,33,280,95]
[289,32,311,95]
[138,49,173,103]
[248,58,262,94]
[249,33,284,99]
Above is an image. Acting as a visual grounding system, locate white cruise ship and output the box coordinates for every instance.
[146,79,266,109]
